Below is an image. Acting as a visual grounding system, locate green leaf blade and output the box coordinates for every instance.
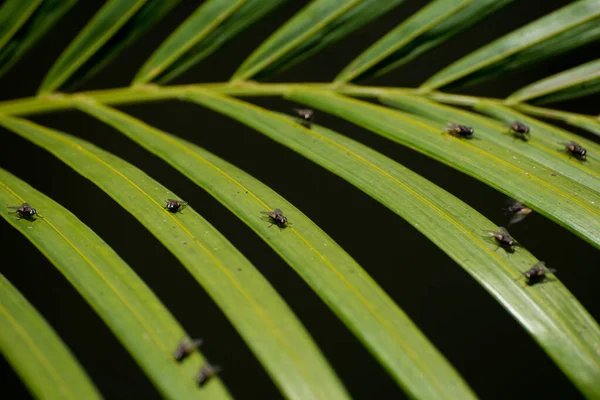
[507,58,600,104]
[1,114,349,400]
[232,0,403,81]
[74,98,474,400]
[38,0,149,94]
[335,0,514,83]
[0,0,76,79]
[286,91,600,249]
[0,168,230,400]
[0,273,102,400]
[0,0,42,53]
[185,91,600,400]
[421,0,600,91]
[134,0,244,84]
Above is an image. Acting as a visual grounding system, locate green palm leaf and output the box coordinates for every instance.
[0,0,42,53]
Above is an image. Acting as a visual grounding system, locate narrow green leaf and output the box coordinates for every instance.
[0,0,42,53]
[64,0,181,90]
[2,113,349,400]
[74,98,469,399]
[515,103,600,139]
[154,0,286,84]
[0,0,76,78]
[286,91,600,249]
[134,0,244,84]
[335,0,514,83]
[187,91,600,399]
[0,168,228,400]
[232,0,403,81]
[507,59,600,104]
[0,273,102,400]
[38,0,149,94]
[473,101,600,166]
[421,0,600,91]
[379,94,600,193]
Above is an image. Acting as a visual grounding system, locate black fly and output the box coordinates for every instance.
[509,121,530,141]
[261,208,289,228]
[446,123,474,139]
[504,199,533,225]
[165,199,187,213]
[522,261,556,286]
[196,363,222,386]
[173,338,203,362]
[8,203,38,221]
[486,226,518,253]
[563,141,587,161]
[293,108,314,128]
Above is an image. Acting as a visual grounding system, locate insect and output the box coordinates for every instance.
[173,338,203,362]
[8,203,38,221]
[293,108,314,128]
[164,199,187,213]
[196,363,222,386]
[504,199,533,225]
[509,121,530,141]
[563,141,587,161]
[486,226,518,252]
[261,208,289,228]
[522,261,556,286]
[446,123,474,139]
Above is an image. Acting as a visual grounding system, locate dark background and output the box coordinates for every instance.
[1,1,599,399]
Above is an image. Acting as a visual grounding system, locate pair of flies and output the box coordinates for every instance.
[446,121,528,140]
[173,338,221,386]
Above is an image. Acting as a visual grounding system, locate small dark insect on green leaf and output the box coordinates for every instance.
[173,338,203,362]
[7,202,38,221]
[261,208,289,228]
[522,261,556,286]
[164,199,187,213]
[446,123,474,139]
[563,141,587,161]
[293,108,315,128]
[509,121,531,141]
[485,226,518,253]
[196,363,222,386]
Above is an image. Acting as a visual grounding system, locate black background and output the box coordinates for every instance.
[1,1,599,399]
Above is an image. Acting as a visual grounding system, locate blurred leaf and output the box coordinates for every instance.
[0,272,102,400]
[188,91,600,399]
[421,0,600,91]
[507,59,600,104]
[64,0,181,90]
[2,112,348,400]
[0,167,228,400]
[380,94,600,193]
[0,0,76,78]
[0,0,42,53]
[335,0,514,83]
[153,0,286,84]
[134,0,244,84]
[39,0,149,94]
[515,103,600,138]
[73,98,472,399]
[286,91,600,249]
[232,0,403,81]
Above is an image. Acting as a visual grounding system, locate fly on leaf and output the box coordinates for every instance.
[8,203,38,221]
[485,226,518,253]
[521,261,556,286]
[196,363,222,386]
[261,208,289,228]
[562,141,587,161]
[509,121,530,141]
[165,199,187,213]
[446,123,474,139]
[293,108,314,128]
[173,338,203,362]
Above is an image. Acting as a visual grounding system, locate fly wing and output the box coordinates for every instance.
[508,213,528,225]
[497,226,510,235]
[273,208,283,215]
[260,211,273,216]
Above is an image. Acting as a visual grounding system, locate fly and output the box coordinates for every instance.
[486,226,518,252]
[173,338,203,362]
[8,203,38,221]
[293,108,314,128]
[509,121,530,141]
[196,363,222,386]
[446,123,474,139]
[165,199,187,213]
[504,199,533,225]
[563,141,587,161]
[522,261,556,286]
[261,208,289,228]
